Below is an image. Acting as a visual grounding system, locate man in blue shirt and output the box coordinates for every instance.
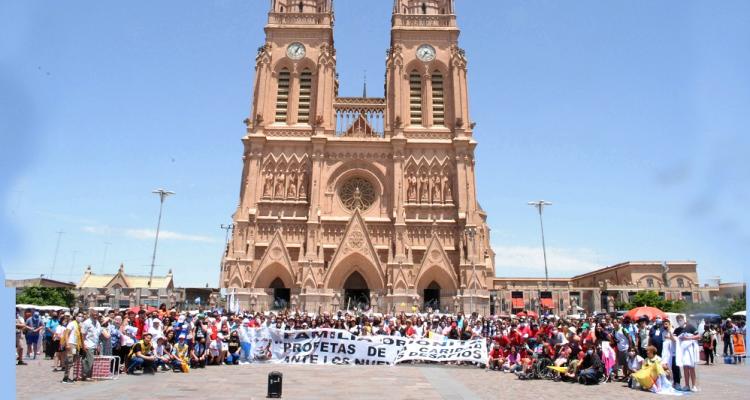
[44,312,60,359]
[649,317,666,355]
[110,315,123,356]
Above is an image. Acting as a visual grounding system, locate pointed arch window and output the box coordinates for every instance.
[409,71,422,125]
[275,68,291,123]
[297,69,312,124]
[431,72,445,126]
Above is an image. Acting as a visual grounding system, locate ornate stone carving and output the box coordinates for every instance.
[339,177,375,211]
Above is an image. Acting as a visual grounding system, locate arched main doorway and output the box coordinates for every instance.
[343,271,370,310]
[270,277,290,310]
[424,281,441,311]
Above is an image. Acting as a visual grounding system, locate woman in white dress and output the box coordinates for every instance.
[675,315,702,392]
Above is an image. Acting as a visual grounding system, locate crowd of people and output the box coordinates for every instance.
[14,303,746,393]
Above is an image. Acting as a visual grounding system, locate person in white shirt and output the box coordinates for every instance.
[53,315,69,371]
[626,349,644,388]
[62,312,84,383]
[80,310,102,381]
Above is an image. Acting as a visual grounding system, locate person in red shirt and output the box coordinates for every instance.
[487,343,505,370]
[135,310,146,340]
[404,320,417,338]
[518,319,532,338]
[508,324,522,346]
[529,322,540,339]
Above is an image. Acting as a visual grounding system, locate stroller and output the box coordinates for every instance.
[516,353,555,380]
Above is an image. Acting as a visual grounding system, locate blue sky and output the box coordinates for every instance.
[1,1,748,288]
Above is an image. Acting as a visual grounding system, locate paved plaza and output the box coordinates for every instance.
[15,356,749,400]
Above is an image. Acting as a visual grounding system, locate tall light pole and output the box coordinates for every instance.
[148,189,174,288]
[220,224,234,255]
[101,241,111,271]
[528,200,552,290]
[51,230,64,280]
[68,250,79,282]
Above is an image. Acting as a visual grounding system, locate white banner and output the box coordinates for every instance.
[242,328,487,366]
[394,337,487,364]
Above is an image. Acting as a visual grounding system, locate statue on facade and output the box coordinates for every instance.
[443,175,453,203]
[607,295,615,313]
[274,172,285,199]
[431,174,442,203]
[419,174,429,203]
[263,171,274,197]
[298,172,307,199]
[407,174,417,202]
[287,172,297,198]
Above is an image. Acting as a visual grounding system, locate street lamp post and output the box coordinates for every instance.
[50,230,64,279]
[528,200,552,290]
[465,226,476,313]
[148,189,174,288]
[220,224,234,255]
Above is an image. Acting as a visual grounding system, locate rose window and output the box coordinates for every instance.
[339,177,375,211]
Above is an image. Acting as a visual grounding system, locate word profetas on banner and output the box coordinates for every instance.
[248,327,488,366]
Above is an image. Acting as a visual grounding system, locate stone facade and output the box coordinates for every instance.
[76,264,180,309]
[221,0,495,314]
[490,261,723,315]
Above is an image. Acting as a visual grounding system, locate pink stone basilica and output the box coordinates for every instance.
[220,0,496,314]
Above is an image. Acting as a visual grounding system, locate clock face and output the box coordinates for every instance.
[286,42,306,60]
[416,44,436,62]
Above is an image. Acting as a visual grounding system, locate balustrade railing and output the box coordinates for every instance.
[333,97,386,138]
[268,12,332,26]
[392,14,455,28]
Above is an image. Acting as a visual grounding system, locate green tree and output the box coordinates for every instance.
[16,286,75,308]
[721,294,746,319]
[618,290,686,313]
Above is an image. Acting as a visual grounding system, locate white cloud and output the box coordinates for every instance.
[124,229,217,243]
[82,224,218,243]
[81,225,111,235]
[491,244,604,277]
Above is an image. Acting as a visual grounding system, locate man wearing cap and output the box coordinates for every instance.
[127,331,156,374]
[25,310,44,359]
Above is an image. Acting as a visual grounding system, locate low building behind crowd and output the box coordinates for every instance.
[75,264,220,311]
[11,261,742,315]
[6,277,76,296]
[491,261,726,317]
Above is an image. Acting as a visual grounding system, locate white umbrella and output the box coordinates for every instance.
[733,310,746,317]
